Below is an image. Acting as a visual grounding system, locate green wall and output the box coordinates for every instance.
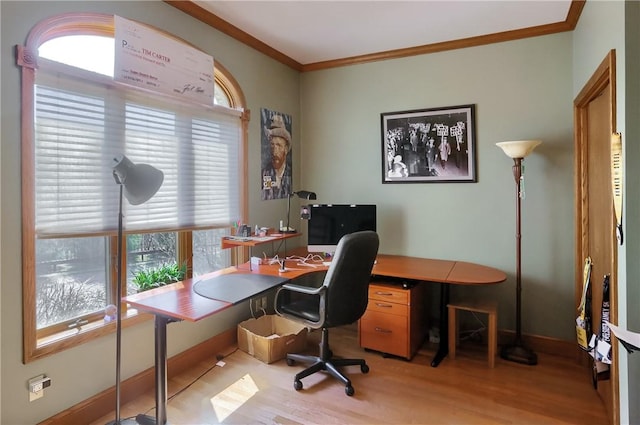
[300,34,574,339]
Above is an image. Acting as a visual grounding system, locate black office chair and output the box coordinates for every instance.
[275,230,380,396]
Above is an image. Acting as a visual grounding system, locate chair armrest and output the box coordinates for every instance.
[280,282,326,296]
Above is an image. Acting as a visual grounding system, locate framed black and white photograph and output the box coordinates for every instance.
[381,104,477,183]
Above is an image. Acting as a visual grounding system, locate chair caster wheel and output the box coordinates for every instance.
[361,364,369,374]
[345,385,355,396]
[294,380,303,391]
[286,358,295,366]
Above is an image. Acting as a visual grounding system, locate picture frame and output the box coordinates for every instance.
[381,104,477,183]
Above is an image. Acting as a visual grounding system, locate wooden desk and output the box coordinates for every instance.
[125,254,505,424]
[371,254,506,366]
[373,255,506,286]
[125,267,291,425]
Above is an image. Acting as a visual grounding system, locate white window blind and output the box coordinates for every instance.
[34,62,241,237]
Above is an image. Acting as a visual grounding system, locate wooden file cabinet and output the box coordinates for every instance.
[358,281,427,360]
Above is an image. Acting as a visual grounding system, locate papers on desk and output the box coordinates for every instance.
[224,236,277,242]
[606,321,640,353]
[252,236,278,242]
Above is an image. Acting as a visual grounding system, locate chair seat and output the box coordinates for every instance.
[279,299,320,323]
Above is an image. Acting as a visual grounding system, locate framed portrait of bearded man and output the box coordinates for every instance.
[261,108,293,200]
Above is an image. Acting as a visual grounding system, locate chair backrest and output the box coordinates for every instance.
[322,230,379,327]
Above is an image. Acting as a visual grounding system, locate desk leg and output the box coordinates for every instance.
[431,283,450,367]
[155,315,169,425]
[135,315,170,425]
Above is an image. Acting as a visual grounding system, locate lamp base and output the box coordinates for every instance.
[106,417,142,425]
[135,414,157,425]
[500,343,537,365]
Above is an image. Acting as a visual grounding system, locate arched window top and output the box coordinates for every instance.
[39,35,114,76]
[24,12,246,109]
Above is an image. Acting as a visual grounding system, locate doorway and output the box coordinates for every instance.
[574,49,619,425]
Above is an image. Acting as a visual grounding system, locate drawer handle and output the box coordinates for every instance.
[375,302,393,308]
[374,291,394,296]
[375,327,392,334]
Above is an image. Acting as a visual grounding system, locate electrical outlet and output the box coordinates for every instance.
[252,296,268,311]
[28,375,45,402]
[252,297,262,311]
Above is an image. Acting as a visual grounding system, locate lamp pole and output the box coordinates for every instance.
[513,158,524,345]
[108,179,137,425]
[285,192,293,232]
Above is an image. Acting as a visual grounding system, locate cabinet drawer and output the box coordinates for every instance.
[359,310,408,358]
[369,283,408,304]
[367,299,409,316]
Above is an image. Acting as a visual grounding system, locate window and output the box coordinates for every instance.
[19,13,248,362]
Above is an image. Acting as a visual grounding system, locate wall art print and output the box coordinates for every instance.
[381,104,477,183]
[261,108,293,200]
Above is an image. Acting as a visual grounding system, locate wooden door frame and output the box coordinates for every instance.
[573,49,619,425]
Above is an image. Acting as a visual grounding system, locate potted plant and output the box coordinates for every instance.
[132,262,187,292]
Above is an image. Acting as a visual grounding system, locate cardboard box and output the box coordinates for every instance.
[237,315,308,364]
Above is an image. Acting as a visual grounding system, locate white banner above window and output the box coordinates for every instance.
[114,15,214,105]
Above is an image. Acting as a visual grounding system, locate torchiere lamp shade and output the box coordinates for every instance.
[496,140,542,159]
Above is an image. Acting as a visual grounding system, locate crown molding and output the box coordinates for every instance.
[166,0,585,73]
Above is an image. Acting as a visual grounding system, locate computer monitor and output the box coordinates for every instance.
[307,204,377,254]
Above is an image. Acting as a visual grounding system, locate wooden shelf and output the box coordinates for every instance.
[221,232,301,249]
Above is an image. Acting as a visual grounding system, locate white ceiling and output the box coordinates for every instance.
[193,0,574,65]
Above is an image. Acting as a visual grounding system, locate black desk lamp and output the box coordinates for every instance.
[284,190,316,233]
[108,155,163,425]
[496,140,541,366]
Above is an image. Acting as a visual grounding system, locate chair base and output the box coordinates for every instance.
[286,328,369,396]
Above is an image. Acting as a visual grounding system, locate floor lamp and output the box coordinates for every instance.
[284,190,317,233]
[108,155,164,425]
[496,140,541,366]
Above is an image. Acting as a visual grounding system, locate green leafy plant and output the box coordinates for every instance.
[132,262,187,292]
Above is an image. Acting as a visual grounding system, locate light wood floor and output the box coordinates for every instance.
[91,326,608,425]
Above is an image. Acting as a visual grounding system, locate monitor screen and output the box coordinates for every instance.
[307,204,377,253]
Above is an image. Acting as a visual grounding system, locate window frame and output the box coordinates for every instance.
[18,12,249,363]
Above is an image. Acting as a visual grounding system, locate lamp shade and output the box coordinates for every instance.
[496,140,542,159]
[294,190,317,200]
[112,154,164,205]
